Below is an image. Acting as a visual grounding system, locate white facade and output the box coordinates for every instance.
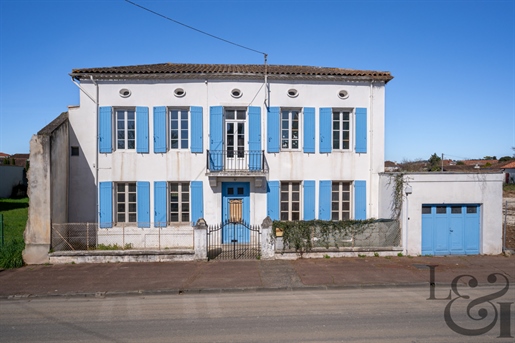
[67,64,390,249]
[61,63,504,256]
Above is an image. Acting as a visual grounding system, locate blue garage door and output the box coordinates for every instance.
[421,204,480,255]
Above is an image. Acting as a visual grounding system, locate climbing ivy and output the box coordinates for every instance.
[387,173,406,220]
[272,219,376,256]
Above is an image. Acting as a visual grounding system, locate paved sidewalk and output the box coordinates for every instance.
[0,255,513,298]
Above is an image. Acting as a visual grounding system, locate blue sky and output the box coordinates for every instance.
[0,0,514,162]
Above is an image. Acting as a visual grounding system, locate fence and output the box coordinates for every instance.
[504,200,515,251]
[51,223,193,251]
[275,219,401,252]
[0,213,3,247]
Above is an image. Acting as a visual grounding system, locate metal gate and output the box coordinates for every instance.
[207,220,261,260]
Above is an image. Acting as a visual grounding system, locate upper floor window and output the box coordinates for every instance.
[116,182,137,223]
[281,181,300,220]
[116,109,136,150]
[170,109,189,149]
[332,110,350,150]
[281,109,300,150]
[331,181,351,220]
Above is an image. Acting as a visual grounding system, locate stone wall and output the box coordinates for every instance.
[23,112,69,264]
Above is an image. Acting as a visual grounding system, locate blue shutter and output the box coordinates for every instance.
[267,107,280,153]
[355,108,367,153]
[303,180,315,220]
[153,106,167,153]
[190,106,203,153]
[354,180,367,220]
[99,182,112,228]
[267,181,280,220]
[99,107,112,153]
[190,181,204,224]
[136,107,149,153]
[248,106,262,170]
[318,180,331,220]
[303,107,315,153]
[137,181,150,228]
[209,106,223,170]
[154,181,167,227]
[319,108,332,153]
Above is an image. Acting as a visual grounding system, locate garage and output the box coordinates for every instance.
[421,204,480,255]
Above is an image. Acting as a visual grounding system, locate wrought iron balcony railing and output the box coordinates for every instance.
[206,150,268,175]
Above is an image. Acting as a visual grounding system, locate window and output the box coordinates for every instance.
[422,206,431,214]
[331,182,351,220]
[225,109,246,158]
[116,109,136,149]
[116,182,136,223]
[281,109,300,150]
[333,110,350,150]
[170,182,190,223]
[71,146,79,156]
[467,206,477,214]
[451,206,462,214]
[100,106,148,154]
[280,182,300,220]
[170,109,189,149]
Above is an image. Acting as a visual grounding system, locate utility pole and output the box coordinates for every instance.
[441,153,444,171]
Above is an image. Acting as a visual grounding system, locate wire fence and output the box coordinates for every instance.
[51,223,193,251]
[310,219,401,248]
[504,200,515,250]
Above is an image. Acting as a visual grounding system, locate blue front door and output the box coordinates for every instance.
[222,182,250,243]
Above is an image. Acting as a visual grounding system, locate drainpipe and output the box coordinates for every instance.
[404,185,412,255]
[369,81,374,218]
[90,76,99,225]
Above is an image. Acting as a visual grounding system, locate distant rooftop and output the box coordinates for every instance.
[71,63,394,83]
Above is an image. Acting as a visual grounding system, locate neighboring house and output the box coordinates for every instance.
[11,153,30,169]
[22,62,504,263]
[384,161,399,172]
[501,161,515,184]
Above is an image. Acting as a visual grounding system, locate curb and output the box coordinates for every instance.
[3,281,483,300]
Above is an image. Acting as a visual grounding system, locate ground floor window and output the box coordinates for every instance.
[281,181,301,220]
[332,181,351,220]
[170,182,190,223]
[116,182,137,223]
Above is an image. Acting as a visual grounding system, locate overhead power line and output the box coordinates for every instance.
[124,0,267,57]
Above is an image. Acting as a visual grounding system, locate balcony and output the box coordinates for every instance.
[206,150,269,179]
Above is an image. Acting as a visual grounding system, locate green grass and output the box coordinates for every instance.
[0,197,28,243]
[0,197,28,268]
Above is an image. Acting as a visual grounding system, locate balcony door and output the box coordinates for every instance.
[225,109,246,170]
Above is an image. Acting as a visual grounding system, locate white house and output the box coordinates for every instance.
[66,63,390,245]
[22,62,504,264]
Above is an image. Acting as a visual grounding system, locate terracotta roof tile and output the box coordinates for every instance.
[501,161,515,169]
[71,63,393,83]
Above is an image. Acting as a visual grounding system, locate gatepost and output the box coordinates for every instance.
[193,218,208,260]
[260,216,275,260]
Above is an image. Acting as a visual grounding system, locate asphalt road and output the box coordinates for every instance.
[1,287,513,342]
